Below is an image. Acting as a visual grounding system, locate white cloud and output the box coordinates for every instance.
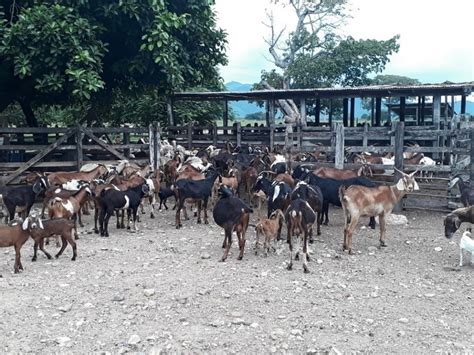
[214,0,474,84]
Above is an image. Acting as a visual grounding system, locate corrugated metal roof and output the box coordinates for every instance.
[172,82,474,101]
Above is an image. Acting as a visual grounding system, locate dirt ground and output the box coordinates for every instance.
[0,205,472,354]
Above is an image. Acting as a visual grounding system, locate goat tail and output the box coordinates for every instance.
[338,185,347,204]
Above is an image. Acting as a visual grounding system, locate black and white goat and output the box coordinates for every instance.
[290,181,323,241]
[98,183,150,237]
[0,177,49,222]
[448,175,474,207]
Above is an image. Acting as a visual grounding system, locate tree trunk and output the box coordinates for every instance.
[262,81,300,123]
[18,99,39,127]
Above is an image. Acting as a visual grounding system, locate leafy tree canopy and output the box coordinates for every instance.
[0,0,227,126]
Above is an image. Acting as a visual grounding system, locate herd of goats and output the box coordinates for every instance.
[0,139,474,274]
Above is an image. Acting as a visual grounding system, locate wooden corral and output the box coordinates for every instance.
[0,124,160,185]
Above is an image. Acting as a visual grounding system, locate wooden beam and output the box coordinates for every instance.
[149,124,156,171]
[154,123,160,170]
[328,100,333,126]
[417,96,422,125]
[350,97,355,127]
[82,129,129,161]
[343,98,349,127]
[393,121,405,212]
[2,128,74,185]
[167,98,174,126]
[433,95,441,128]
[75,124,83,171]
[334,123,344,169]
[315,99,321,126]
[461,95,467,114]
[375,97,382,126]
[223,100,229,127]
[300,98,307,127]
[399,96,406,122]
[421,96,426,123]
[370,98,375,126]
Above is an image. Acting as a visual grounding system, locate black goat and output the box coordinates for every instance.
[290,181,323,240]
[449,175,474,207]
[213,185,253,261]
[175,169,219,228]
[0,177,49,222]
[158,186,177,210]
[291,165,312,180]
[444,206,474,239]
[304,173,377,228]
[99,183,150,237]
[285,198,317,273]
[271,162,287,175]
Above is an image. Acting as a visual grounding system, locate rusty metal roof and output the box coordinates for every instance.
[172,82,474,101]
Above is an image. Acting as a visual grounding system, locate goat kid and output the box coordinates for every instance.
[444,206,474,238]
[459,231,474,266]
[254,209,285,257]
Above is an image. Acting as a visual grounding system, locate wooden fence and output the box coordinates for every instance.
[0,124,160,185]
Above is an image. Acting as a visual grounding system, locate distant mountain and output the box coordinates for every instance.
[225,81,474,118]
[225,81,263,118]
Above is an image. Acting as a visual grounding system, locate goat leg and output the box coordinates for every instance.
[287,227,293,270]
[39,239,52,260]
[368,216,376,230]
[302,232,310,273]
[237,230,245,260]
[196,201,202,224]
[14,244,22,273]
[78,209,84,228]
[55,237,68,259]
[220,229,232,262]
[379,214,387,248]
[203,199,209,224]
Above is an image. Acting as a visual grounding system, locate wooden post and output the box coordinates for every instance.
[212,123,217,146]
[421,96,426,124]
[315,99,321,126]
[75,124,83,171]
[167,98,174,126]
[399,96,406,122]
[154,123,160,171]
[393,121,405,212]
[328,100,333,126]
[343,98,349,127]
[269,100,275,125]
[461,95,467,114]
[417,96,422,125]
[375,97,382,126]
[433,95,441,128]
[223,100,229,127]
[269,124,275,151]
[370,98,375,126]
[334,123,344,169]
[236,122,241,147]
[300,98,307,127]
[123,127,130,158]
[363,123,368,150]
[265,101,270,127]
[296,124,301,150]
[187,121,193,150]
[471,129,474,190]
[149,123,155,170]
[350,97,355,127]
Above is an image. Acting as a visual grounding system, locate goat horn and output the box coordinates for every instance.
[393,167,405,175]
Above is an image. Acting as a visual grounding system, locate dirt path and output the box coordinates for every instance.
[0,207,472,353]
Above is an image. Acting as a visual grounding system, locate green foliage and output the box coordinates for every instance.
[0,0,227,126]
[1,4,106,100]
[370,74,420,86]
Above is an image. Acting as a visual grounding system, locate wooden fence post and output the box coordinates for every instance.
[75,124,83,171]
[269,124,275,151]
[363,123,369,150]
[236,122,241,147]
[149,123,156,170]
[187,121,193,150]
[296,123,302,150]
[470,128,474,190]
[335,123,344,169]
[393,121,405,212]
[167,98,174,126]
[123,126,130,158]
[212,123,217,146]
[154,123,160,171]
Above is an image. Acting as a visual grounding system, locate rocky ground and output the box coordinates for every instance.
[0,206,472,354]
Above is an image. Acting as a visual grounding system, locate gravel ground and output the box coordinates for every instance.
[0,205,472,354]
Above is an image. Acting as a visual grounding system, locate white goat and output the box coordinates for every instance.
[459,231,474,266]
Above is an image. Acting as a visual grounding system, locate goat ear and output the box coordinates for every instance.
[38,218,44,230]
[22,218,29,231]
[396,179,405,191]
[455,218,461,229]
[413,180,420,191]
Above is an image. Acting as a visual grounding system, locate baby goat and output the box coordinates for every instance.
[254,209,285,257]
[0,218,34,273]
[459,231,474,266]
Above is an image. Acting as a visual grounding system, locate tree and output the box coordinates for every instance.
[0,0,227,126]
[258,0,400,124]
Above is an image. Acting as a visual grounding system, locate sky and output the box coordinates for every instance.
[214,0,474,85]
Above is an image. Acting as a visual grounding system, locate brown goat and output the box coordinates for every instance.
[47,165,107,186]
[48,186,92,239]
[0,220,31,273]
[314,166,368,179]
[339,169,419,254]
[254,209,285,257]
